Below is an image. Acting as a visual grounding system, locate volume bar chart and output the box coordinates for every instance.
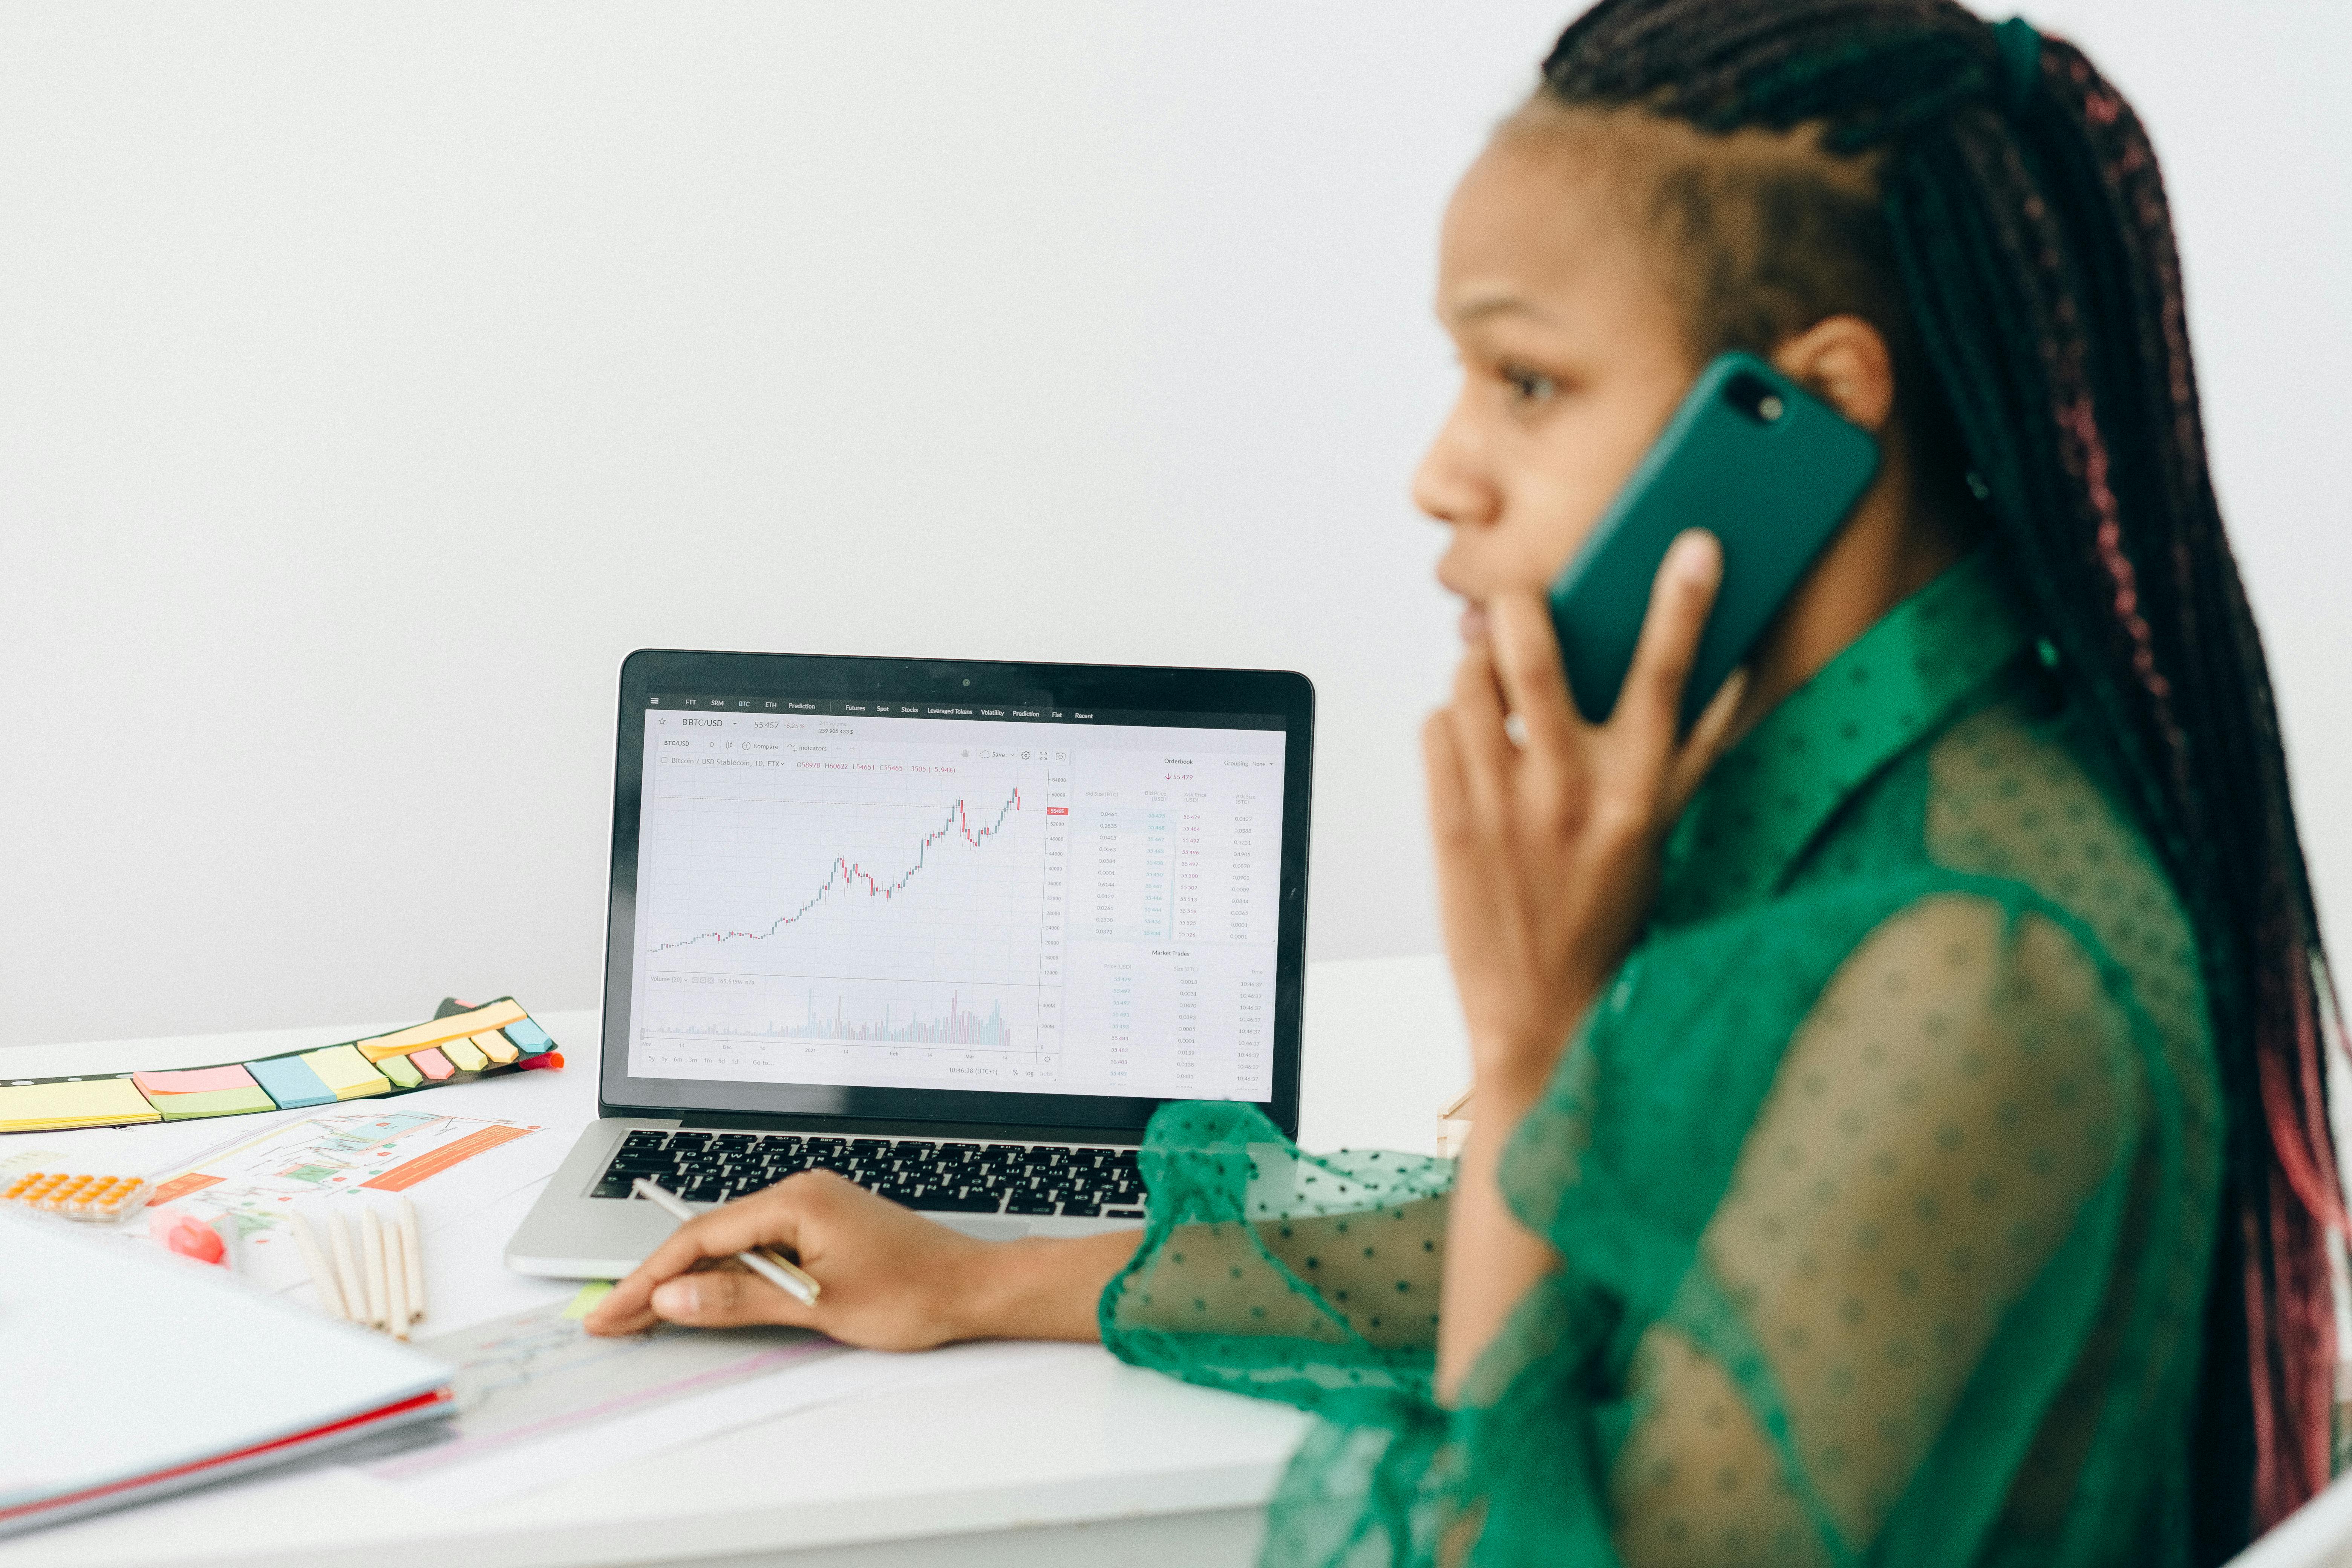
[786,989,1013,1046]
[637,977,1041,1081]
[659,989,1017,1048]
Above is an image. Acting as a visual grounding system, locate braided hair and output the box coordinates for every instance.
[1531,0,2341,1550]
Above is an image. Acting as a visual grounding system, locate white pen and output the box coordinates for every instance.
[631,1177,821,1307]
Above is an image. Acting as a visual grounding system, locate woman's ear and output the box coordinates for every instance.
[1770,315,1897,433]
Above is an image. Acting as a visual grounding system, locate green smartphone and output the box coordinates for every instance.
[1547,351,1880,729]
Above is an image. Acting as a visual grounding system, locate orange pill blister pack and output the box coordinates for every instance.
[2,1170,151,1222]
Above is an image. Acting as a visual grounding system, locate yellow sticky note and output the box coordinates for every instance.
[473,1031,519,1066]
[0,1077,160,1131]
[439,1035,487,1073]
[355,1000,528,1063]
[299,1044,392,1101]
[563,1282,614,1320]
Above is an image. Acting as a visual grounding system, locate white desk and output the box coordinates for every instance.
[0,955,1468,1568]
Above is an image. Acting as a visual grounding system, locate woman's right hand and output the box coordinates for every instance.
[583,1170,998,1349]
[581,1169,1135,1348]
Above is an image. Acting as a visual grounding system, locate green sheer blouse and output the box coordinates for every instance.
[1099,556,2222,1568]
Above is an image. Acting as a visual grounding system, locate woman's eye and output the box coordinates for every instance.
[1501,365,1556,404]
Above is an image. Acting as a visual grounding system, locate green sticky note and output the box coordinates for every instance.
[153,1085,279,1121]
[128,1064,276,1121]
[379,1053,425,1089]
[563,1282,614,1321]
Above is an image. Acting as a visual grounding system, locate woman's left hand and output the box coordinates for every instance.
[1423,530,1746,1098]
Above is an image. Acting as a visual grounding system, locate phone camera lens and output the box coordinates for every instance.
[1724,370,1787,425]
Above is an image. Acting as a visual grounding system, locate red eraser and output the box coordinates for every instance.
[152,1212,226,1265]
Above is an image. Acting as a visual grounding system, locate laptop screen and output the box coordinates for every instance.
[602,655,1310,1138]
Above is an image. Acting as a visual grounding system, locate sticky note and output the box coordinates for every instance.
[355,999,528,1063]
[247,1054,337,1110]
[155,1085,280,1121]
[473,1031,519,1066]
[411,1047,456,1082]
[563,1281,614,1320]
[439,1035,488,1073]
[299,1044,392,1101]
[503,1017,553,1053]
[133,1064,260,1096]
[0,1076,159,1132]
[379,1053,424,1089]
[131,1064,277,1121]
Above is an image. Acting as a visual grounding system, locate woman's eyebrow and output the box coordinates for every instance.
[1441,288,1557,329]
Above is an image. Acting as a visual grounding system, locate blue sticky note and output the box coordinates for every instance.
[246,1053,336,1110]
[503,1017,552,1052]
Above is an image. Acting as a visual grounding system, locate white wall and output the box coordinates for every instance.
[1,3,2345,1051]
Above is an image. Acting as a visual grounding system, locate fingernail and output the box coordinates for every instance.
[652,1279,698,1318]
[1672,531,1718,580]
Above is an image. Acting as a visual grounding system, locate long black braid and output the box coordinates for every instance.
[1535,0,2341,1551]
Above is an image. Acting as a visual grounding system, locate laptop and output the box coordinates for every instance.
[507,648,1314,1277]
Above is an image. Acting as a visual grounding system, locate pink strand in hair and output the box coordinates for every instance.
[2244,1207,2283,1522]
[2267,1174,2335,1508]
[2256,954,2348,1231]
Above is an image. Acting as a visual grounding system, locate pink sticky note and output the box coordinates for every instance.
[411,1047,456,1082]
[132,1064,261,1096]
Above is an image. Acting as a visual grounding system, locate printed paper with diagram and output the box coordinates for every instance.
[140,1105,550,1292]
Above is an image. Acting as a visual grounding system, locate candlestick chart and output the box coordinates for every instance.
[637,763,1050,1059]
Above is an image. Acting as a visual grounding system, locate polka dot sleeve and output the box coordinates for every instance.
[1099,1098,1453,1413]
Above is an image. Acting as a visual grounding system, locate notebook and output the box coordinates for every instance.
[0,1209,453,1537]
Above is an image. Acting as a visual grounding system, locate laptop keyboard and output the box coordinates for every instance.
[592,1129,1148,1219]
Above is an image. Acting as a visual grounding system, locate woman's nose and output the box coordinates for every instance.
[1412,416,1499,530]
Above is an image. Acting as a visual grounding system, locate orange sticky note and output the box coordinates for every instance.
[354,1000,528,1063]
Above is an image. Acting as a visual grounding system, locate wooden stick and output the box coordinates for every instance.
[290,1213,346,1320]
[382,1211,410,1339]
[328,1212,368,1327]
[360,1207,390,1329]
[398,1196,426,1325]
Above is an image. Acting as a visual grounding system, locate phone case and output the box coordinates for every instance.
[1547,351,1880,729]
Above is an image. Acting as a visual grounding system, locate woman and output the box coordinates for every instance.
[589,2,2344,1560]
